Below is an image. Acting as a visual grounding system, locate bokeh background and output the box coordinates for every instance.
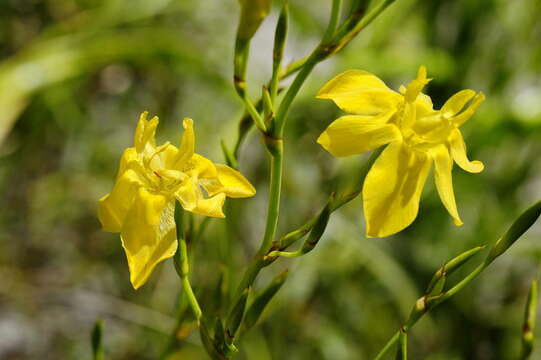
[1,0,541,359]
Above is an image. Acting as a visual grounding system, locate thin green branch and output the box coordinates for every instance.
[270,1,289,105]
[258,138,283,258]
[396,329,407,360]
[374,331,399,360]
[273,0,396,137]
[374,199,541,359]
[243,96,267,132]
[322,0,343,44]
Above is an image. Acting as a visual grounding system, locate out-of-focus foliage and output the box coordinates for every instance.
[0,0,540,359]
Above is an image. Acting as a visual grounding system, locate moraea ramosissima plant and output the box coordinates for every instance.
[317,66,485,237]
[98,112,256,289]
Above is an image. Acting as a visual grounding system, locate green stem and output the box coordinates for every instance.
[181,272,202,321]
[162,205,205,359]
[280,57,308,79]
[243,96,267,132]
[231,139,283,300]
[322,0,342,43]
[375,331,400,360]
[328,0,396,55]
[177,235,202,322]
[396,330,407,360]
[273,0,343,137]
[270,1,289,105]
[231,0,394,321]
[266,249,301,259]
[374,261,489,359]
[274,50,320,137]
[258,142,283,256]
[433,262,487,305]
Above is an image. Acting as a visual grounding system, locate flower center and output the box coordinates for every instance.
[396,101,454,153]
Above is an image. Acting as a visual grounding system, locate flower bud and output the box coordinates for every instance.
[486,200,541,264]
[237,0,272,41]
[244,270,288,331]
[226,287,250,343]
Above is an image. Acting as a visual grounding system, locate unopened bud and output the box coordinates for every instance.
[486,200,541,264]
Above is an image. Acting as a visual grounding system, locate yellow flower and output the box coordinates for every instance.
[317,66,485,238]
[98,112,256,289]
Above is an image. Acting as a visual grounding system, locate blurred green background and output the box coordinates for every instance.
[1,0,540,359]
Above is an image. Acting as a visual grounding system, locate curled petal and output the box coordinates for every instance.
[441,89,476,118]
[134,111,159,153]
[430,144,463,226]
[401,101,417,130]
[363,141,432,237]
[416,93,434,115]
[160,143,181,169]
[116,147,138,180]
[214,164,256,198]
[98,169,143,232]
[120,189,176,289]
[449,129,484,173]
[199,178,222,197]
[192,193,226,218]
[317,112,400,157]
[188,154,218,179]
[200,167,256,199]
[175,118,195,166]
[452,92,485,127]
[317,70,400,115]
[175,178,200,211]
[399,85,433,115]
[404,65,432,103]
[158,169,188,182]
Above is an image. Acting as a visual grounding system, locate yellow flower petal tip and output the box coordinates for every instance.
[183,117,193,129]
[98,112,256,288]
[316,131,331,149]
[317,67,485,237]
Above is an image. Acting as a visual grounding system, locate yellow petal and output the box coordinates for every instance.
[404,65,432,103]
[317,112,401,157]
[160,143,181,169]
[158,169,188,182]
[215,164,256,198]
[187,154,218,179]
[175,118,195,166]
[199,178,223,197]
[175,178,200,211]
[192,193,226,218]
[116,147,138,180]
[449,129,484,173]
[120,189,176,289]
[430,144,463,226]
[362,141,432,237]
[416,94,434,118]
[317,70,400,115]
[98,169,143,232]
[441,89,476,118]
[400,85,433,115]
[452,92,485,127]
[134,111,159,153]
[400,101,417,130]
